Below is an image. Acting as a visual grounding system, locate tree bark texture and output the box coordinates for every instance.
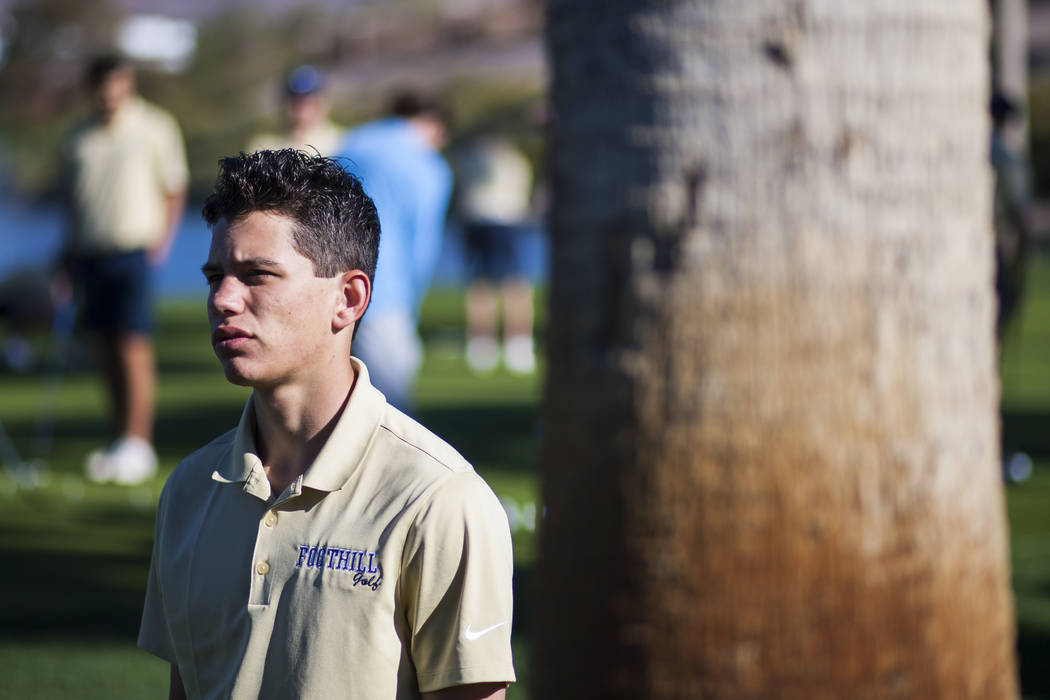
[536,2,1017,698]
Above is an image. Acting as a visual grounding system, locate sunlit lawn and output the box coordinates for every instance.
[1,251,1049,697]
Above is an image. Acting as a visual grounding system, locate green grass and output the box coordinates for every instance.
[2,257,1050,696]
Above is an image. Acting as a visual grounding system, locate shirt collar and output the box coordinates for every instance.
[211,357,387,497]
[95,96,143,130]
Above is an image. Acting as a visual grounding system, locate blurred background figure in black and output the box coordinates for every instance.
[247,65,343,156]
[0,268,55,373]
[991,90,1034,340]
[453,127,537,375]
[991,91,1036,485]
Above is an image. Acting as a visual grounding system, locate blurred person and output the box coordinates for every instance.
[336,91,452,411]
[61,53,188,484]
[138,150,515,700]
[248,65,343,155]
[452,130,536,374]
[990,92,1035,484]
[0,267,54,371]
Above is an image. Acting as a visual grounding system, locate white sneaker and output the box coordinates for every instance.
[85,436,158,485]
[504,335,535,375]
[466,336,500,373]
[85,449,115,483]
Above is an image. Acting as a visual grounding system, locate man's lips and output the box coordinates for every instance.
[212,326,253,350]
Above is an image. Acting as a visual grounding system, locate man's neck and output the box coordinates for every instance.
[97,97,133,125]
[290,118,320,140]
[251,366,357,497]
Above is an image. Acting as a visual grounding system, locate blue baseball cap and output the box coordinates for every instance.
[285,65,324,96]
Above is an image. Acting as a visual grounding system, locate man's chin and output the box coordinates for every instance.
[225,372,253,387]
[219,361,255,387]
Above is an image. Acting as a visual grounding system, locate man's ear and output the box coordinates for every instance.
[333,270,370,332]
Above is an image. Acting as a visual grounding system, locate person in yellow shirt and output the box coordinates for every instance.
[247,65,343,156]
[62,53,188,484]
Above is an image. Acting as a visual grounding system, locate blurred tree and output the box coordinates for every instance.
[0,2,336,200]
[0,0,120,193]
[536,1,1017,698]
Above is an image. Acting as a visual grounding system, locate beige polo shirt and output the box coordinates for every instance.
[65,96,188,254]
[138,359,515,699]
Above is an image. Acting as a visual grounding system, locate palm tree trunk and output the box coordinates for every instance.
[536,1,1017,698]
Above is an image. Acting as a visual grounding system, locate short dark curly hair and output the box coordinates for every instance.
[86,53,130,88]
[202,149,380,285]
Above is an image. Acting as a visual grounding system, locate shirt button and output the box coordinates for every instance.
[256,561,270,575]
[264,512,278,527]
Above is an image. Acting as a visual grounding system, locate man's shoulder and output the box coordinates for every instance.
[344,117,400,141]
[247,131,284,153]
[127,97,181,133]
[370,407,505,530]
[340,119,419,159]
[374,406,473,479]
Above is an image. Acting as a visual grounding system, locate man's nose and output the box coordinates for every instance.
[209,277,243,315]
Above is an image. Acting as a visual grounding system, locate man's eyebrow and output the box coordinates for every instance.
[238,257,284,269]
[200,257,284,275]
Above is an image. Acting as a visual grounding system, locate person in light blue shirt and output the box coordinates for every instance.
[338,92,452,411]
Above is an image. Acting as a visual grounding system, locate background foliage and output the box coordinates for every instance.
[0,0,544,200]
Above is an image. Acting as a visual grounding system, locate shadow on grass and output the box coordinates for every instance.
[154,403,244,458]
[0,413,110,449]
[2,397,540,478]
[1019,625,1050,697]
[156,355,227,375]
[0,549,152,640]
[0,402,243,473]
[418,403,540,475]
[1002,408,1050,461]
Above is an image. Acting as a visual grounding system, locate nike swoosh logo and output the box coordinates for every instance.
[464,621,507,641]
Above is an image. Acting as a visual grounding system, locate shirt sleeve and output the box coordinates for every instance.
[138,486,177,663]
[401,473,516,693]
[155,110,189,195]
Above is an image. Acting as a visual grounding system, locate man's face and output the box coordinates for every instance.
[203,211,343,388]
[284,94,326,132]
[416,113,447,150]
[94,69,134,121]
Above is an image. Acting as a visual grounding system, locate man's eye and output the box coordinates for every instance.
[204,274,221,287]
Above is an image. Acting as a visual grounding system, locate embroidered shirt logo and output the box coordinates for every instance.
[295,544,383,591]
[465,621,507,641]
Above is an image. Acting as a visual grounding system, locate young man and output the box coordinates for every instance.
[138,150,515,699]
[63,53,188,484]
